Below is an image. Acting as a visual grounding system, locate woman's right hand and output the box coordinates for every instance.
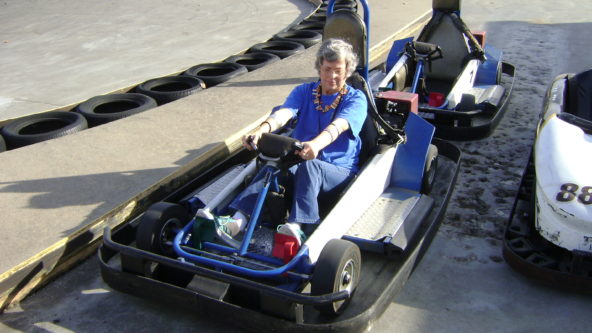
[242,132,261,151]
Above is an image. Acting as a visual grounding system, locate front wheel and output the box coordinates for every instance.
[421,144,439,194]
[136,202,189,257]
[311,239,361,316]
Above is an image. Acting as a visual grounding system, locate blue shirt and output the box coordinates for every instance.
[279,81,368,172]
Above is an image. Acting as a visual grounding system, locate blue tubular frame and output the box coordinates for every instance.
[327,0,370,80]
[171,165,314,279]
[173,220,312,278]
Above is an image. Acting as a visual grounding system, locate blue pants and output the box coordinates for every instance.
[229,159,356,224]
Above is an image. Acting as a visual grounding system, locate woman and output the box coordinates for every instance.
[219,38,368,245]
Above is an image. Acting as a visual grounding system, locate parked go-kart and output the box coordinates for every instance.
[99,0,461,330]
[503,68,592,292]
[370,0,516,140]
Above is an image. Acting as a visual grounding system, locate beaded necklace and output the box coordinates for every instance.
[313,84,348,113]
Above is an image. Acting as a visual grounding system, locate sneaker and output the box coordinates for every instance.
[214,215,242,237]
[277,222,306,246]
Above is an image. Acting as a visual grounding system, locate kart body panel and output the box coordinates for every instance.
[503,70,592,292]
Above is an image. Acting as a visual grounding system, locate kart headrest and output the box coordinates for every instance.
[567,69,592,122]
[258,133,302,158]
[323,9,367,72]
[433,0,460,12]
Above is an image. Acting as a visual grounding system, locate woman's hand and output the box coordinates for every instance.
[297,141,321,160]
[242,130,264,151]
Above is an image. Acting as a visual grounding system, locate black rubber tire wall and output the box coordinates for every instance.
[184,63,247,87]
[289,21,325,34]
[1,111,88,149]
[76,93,158,126]
[249,41,305,59]
[272,30,322,48]
[135,76,205,105]
[224,52,280,72]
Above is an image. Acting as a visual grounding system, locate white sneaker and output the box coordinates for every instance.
[277,222,306,246]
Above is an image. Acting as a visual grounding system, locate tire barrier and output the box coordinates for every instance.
[248,41,305,59]
[289,21,325,34]
[135,76,205,105]
[184,62,248,87]
[76,93,158,126]
[272,30,322,48]
[0,134,6,152]
[223,52,281,72]
[306,12,327,22]
[1,111,88,149]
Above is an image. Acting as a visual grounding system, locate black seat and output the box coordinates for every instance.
[416,1,484,93]
[420,14,470,83]
[567,69,592,122]
[323,9,367,73]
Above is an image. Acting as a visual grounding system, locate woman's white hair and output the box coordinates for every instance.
[315,38,359,78]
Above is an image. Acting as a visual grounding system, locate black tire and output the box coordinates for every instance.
[224,52,280,72]
[1,111,88,149]
[135,76,205,105]
[289,22,325,34]
[249,41,305,59]
[136,202,189,258]
[421,144,439,194]
[311,239,361,316]
[76,93,157,126]
[496,61,503,85]
[272,30,322,48]
[184,63,247,87]
[305,12,326,22]
[0,134,6,152]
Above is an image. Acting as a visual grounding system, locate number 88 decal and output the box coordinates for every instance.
[556,183,592,205]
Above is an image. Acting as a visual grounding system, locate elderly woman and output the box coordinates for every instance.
[219,38,368,244]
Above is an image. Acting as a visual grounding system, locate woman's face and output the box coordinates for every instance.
[319,58,348,95]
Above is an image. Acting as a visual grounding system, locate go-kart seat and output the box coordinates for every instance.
[323,8,367,75]
[418,13,471,85]
[567,69,592,122]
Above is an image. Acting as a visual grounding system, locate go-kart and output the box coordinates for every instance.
[370,0,516,140]
[99,0,461,330]
[503,69,592,292]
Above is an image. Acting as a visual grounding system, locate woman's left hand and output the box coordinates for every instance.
[298,141,320,160]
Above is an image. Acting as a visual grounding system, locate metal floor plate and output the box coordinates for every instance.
[346,187,420,241]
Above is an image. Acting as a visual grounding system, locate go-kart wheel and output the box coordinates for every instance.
[311,239,361,316]
[421,144,439,194]
[136,202,189,258]
[496,61,503,85]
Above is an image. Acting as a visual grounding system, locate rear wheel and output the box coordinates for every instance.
[421,144,439,194]
[311,239,361,316]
